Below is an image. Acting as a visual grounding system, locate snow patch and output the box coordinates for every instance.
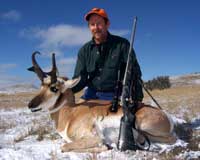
[0,107,200,160]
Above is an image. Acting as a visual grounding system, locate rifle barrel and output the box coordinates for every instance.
[123,17,137,86]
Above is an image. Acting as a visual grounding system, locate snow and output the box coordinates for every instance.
[170,73,200,80]
[170,73,200,87]
[191,117,200,130]
[176,151,200,160]
[192,79,200,84]
[0,107,200,160]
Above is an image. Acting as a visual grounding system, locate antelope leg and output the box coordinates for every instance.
[61,136,107,152]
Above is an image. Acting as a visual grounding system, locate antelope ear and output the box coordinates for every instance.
[62,76,81,91]
[27,66,35,72]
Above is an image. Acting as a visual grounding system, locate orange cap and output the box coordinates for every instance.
[84,8,109,21]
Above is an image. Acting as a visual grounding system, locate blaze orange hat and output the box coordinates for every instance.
[84,8,109,21]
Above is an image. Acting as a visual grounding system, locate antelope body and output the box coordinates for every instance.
[28,52,176,152]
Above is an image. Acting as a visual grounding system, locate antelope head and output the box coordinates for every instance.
[27,51,80,113]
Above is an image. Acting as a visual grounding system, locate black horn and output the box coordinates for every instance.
[48,53,58,84]
[28,51,46,82]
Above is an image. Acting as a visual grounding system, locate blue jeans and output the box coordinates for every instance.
[81,87,114,100]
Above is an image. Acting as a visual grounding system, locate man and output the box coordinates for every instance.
[72,8,143,104]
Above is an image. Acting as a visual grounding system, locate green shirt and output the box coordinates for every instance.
[72,32,143,101]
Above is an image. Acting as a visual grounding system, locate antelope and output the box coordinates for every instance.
[28,52,176,153]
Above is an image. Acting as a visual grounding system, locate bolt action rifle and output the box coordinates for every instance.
[117,17,139,151]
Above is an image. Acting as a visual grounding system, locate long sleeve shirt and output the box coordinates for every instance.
[72,32,143,101]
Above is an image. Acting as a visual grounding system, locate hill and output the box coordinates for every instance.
[170,72,200,87]
[0,84,38,94]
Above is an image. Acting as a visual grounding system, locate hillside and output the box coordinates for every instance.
[143,73,200,120]
[170,72,200,87]
[0,84,38,94]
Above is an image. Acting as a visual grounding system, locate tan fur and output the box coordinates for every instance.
[28,78,176,153]
[50,91,176,152]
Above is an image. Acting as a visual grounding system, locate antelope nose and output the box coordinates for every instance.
[28,97,41,109]
[28,100,42,112]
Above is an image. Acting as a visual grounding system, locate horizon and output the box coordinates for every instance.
[0,0,200,87]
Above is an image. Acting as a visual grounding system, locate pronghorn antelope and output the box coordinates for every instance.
[28,52,176,153]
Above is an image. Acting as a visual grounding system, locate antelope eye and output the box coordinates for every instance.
[50,86,58,93]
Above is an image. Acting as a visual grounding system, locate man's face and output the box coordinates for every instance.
[88,14,110,44]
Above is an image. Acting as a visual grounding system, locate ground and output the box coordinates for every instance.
[0,85,200,160]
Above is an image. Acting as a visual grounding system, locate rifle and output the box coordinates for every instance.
[117,17,138,151]
[117,17,162,151]
[109,69,122,112]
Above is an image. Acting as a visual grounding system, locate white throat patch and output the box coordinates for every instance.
[48,99,67,114]
[38,95,59,112]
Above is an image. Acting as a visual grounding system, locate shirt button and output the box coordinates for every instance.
[97,77,101,80]
[99,68,102,71]
[97,51,100,55]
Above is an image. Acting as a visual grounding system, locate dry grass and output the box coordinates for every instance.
[1,85,199,120]
[143,85,200,120]
[0,92,37,109]
[74,85,200,120]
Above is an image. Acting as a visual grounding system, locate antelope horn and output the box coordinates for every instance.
[28,51,46,82]
[49,53,58,84]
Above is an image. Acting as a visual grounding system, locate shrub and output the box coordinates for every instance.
[145,76,171,91]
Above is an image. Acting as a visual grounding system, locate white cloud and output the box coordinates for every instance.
[20,24,129,56]
[57,57,77,78]
[20,24,91,56]
[37,25,91,47]
[58,57,77,65]
[111,29,129,37]
[0,10,21,22]
[0,64,17,73]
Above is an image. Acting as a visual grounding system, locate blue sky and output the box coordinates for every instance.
[0,0,199,86]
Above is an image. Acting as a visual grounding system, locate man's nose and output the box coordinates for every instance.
[93,24,98,29]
